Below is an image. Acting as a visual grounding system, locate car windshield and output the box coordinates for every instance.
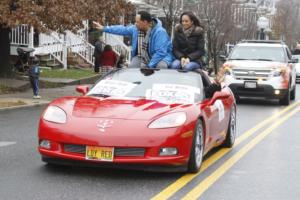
[87,68,204,104]
[229,46,286,62]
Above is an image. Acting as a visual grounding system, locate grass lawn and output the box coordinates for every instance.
[40,68,95,79]
[0,85,11,94]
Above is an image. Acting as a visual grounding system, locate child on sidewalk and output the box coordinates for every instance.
[100,44,117,74]
[28,56,41,99]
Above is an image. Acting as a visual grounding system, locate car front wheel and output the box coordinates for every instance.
[188,119,204,173]
[222,106,236,148]
[290,86,296,100]
[279,88,290,105]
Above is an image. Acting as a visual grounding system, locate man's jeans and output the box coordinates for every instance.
[30,77,39,96]
[128,56,168,68]
[170,59,201,71]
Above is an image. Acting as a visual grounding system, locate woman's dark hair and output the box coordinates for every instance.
[104,44,112,51]
[179,11,201,27]
[137,11,152,23]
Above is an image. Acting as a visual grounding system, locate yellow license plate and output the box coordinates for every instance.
[85,146,114,162]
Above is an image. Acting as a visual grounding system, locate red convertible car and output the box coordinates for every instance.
[38,68,236,173]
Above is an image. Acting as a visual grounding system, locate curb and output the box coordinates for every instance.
[15,74,101,89]
[0,101,50,111]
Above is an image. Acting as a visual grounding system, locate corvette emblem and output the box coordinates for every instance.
[97,119,114,132]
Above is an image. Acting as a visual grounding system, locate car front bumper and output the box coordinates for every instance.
[228,83,288,99]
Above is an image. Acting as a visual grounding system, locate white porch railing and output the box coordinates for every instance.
[103,32,131,63]
[66,30,95,65]
[10,23,132,69]
[35,32,66,68]
[10,26,67,69]
[10,25,31,46]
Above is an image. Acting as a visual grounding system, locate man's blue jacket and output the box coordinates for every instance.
[103,18,174,68]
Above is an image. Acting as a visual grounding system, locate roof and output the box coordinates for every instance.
[236,42,286,48]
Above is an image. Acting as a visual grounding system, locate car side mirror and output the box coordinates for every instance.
[205,83,222,99]
[219,55,227,62]
[289,58,298,63]
[76,85,89,95]
[210,91,230,104]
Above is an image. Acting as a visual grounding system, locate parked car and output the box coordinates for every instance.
[292,54,300,83]
[38,68,236,173]
[220,40,297,105]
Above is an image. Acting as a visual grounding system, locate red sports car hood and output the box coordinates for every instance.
[226,60,284,69]
[65,96,188,120]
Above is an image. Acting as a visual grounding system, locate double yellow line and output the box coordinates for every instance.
[151,100,300,200]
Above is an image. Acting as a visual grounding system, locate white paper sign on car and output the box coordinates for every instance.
[92,80,137,97]
[214,100,225,121]
[149,84,200,104]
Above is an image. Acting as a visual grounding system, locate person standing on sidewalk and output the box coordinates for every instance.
[93,37,103,73]
[28,56,41,99]
[100,44,117,74]
[93,11,174,69]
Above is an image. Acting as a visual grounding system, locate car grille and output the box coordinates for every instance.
[64,144,145,157]
[232,68,272,80]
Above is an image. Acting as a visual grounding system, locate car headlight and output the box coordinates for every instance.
[148,112,187,129]
[271,67,286,77]
[43,106,67,124]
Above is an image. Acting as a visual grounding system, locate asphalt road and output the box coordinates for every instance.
[1,86,300,200]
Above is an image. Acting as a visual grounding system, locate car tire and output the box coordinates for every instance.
[222,106,236,148]
[290,86,296,100]
[279,88,290,105]
[187,119,204,173]
[234,95,240,104]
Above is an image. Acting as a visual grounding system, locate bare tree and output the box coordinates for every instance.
[273,0,300,48]
[195,0,236,74]
[147,0,183,35]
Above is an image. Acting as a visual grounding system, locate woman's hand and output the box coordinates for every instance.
[181,57,186,68]
[181,57,190,68]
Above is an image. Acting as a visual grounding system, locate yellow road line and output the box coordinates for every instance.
[151,100,300,200]
[182,106,300,200]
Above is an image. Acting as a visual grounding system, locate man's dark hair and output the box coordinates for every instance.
[137,11,152,23]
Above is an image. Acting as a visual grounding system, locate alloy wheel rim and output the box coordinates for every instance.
[230,107,236,143]
[195,123,203,167]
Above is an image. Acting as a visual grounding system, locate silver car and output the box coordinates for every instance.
[292,54,300,82]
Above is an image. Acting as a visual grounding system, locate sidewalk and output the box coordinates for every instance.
[0,75,100,110]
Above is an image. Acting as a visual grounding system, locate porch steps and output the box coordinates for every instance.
[35,54,62,69]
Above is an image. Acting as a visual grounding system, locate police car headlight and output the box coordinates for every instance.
[43,106,67,124]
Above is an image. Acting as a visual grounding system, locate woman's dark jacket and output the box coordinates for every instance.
[173,24,205,65]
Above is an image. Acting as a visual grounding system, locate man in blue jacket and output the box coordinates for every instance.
[93,11,173,69]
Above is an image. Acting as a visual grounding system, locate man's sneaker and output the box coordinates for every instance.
[33,95,41,99]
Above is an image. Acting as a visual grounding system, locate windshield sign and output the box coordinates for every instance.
[87,69,203,104]
[147,84,200,104]
[88,80,137,97]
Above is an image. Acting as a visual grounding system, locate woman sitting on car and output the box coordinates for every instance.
[170,11,205,71]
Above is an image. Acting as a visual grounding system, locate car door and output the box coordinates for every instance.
[201,88,232,150]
